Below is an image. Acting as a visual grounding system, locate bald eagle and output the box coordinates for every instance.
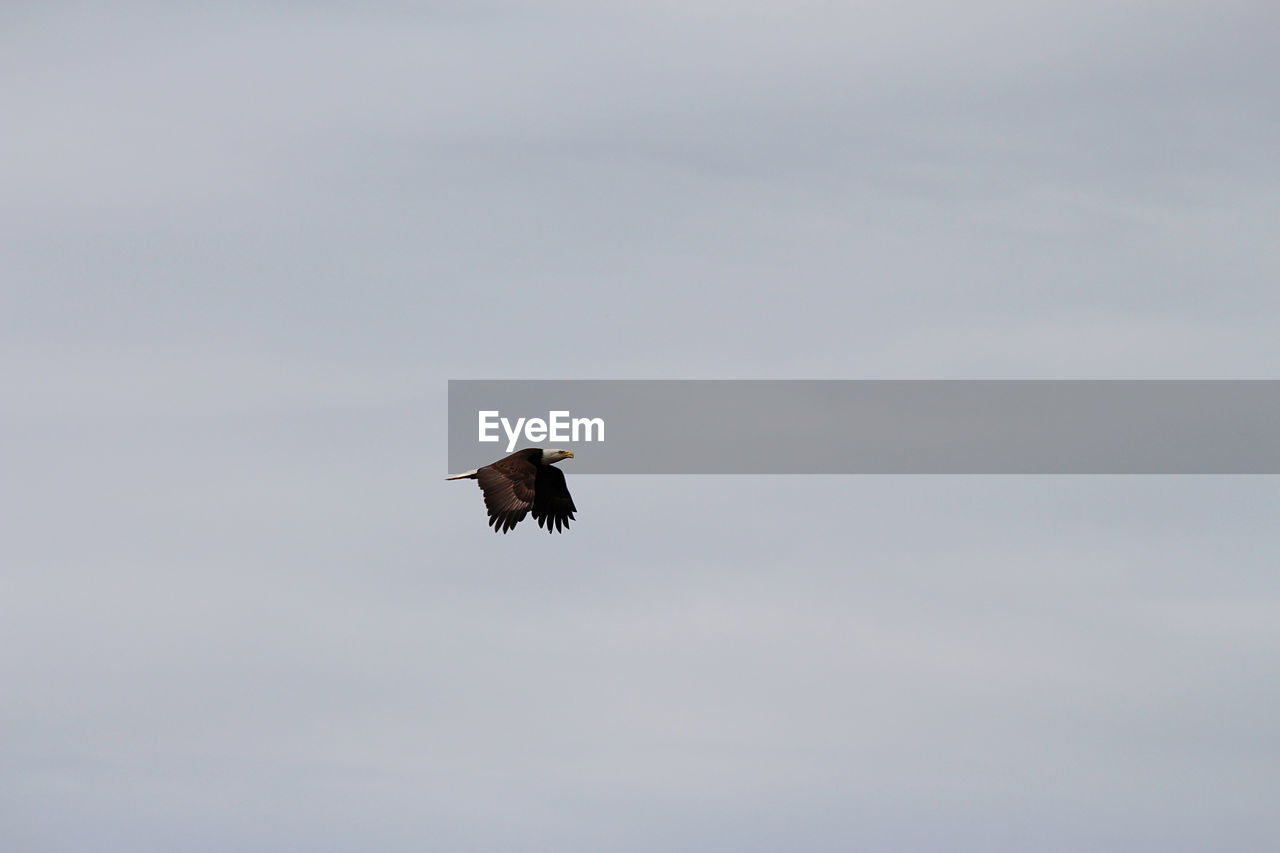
[446,448,576,533]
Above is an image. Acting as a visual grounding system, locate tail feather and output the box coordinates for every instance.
[445,469,479,480]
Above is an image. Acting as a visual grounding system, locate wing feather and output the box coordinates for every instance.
[476,453,538,533]
[531,464,576,534]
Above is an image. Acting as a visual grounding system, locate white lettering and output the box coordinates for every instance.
[573,416,605,442]
[478,410,605,452]
[502,417,526,453]
[478,411,500,442]
[549,411,571,442]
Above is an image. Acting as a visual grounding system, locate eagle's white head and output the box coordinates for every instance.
[541,449,574,464]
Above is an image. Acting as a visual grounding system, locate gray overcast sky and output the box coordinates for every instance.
[3,1,1279,851]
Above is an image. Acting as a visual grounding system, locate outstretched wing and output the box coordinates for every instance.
[532,464,576,533]
[476,454,538,533]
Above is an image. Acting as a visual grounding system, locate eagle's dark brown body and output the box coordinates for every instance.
[449,448,576,533]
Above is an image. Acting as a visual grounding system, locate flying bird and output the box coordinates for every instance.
[446,448,576,533]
